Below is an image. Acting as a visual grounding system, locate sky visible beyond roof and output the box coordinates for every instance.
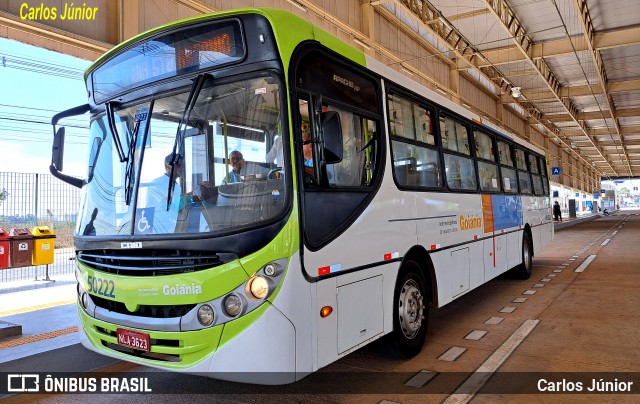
[0,37,92,177]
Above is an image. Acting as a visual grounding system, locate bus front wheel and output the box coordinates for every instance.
[515,232,533,279]
[386,261,429,358]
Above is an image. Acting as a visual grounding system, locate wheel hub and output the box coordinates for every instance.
[398,279,425,339]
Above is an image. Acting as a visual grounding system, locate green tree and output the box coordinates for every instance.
[0,188,7,204]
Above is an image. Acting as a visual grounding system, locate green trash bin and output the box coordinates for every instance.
[9,228,34,268]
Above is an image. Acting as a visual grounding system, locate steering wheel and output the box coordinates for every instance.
[268,167,283,179]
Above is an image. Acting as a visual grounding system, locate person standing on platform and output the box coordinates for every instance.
[553,201,562,222]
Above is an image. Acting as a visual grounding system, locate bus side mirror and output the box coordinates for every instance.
[50,103,89,188]
[52,127,65,171]
[50,126,83,188]
[321,111,343,164]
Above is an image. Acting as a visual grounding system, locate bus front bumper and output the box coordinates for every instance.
[78,300,298,384]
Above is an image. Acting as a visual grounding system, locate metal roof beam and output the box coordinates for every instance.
[477,26,640,68]
[547,107,640,122]
[388,0,600,176]
[170,0,217,13]
[0,11,111,57]
[563,126,640,137]
[481,0,615,175]
[572,0,631,176]
[524,78,640,101]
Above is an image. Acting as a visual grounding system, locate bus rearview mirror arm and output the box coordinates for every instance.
[50,104,90,188]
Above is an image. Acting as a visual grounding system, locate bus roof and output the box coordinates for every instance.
[85,7,544,156]
[84,7,365,81]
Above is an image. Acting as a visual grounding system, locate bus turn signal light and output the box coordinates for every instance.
[320,306,333,318]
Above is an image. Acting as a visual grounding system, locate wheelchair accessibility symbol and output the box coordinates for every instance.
[135,208,154,234]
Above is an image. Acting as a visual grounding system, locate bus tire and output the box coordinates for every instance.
[386,260,429,358]
[515,232,533,279]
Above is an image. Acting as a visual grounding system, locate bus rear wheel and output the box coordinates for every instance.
[386,261,429,358]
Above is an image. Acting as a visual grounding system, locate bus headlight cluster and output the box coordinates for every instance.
[183,259,288,331]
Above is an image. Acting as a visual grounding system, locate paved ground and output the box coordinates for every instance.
[1,211,638,403]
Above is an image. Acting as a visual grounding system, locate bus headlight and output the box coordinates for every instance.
[81,292,89,310]
[247,276,269,300]
[197,304,215,326]
[223,294,243,317]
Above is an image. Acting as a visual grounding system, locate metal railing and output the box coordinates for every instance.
[0,172,81,284]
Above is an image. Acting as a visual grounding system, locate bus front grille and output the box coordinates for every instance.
[91,294,196,318]
[77,249,233,276]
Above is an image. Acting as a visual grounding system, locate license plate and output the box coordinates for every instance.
[116,328,150,352]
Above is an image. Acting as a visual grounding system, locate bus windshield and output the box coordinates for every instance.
[76,75,287,237]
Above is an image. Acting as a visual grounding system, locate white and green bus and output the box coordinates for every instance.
[51,7,552,384]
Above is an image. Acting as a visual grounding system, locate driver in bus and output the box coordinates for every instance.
[223,150,244,184]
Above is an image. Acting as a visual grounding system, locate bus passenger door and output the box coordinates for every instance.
[292,46,385,359]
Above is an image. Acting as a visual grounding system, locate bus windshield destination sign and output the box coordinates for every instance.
[92,20,244,102]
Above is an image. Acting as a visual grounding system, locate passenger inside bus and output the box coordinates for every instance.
[266,134,284,167]
[145,153,183,233]
[302,133,314,171]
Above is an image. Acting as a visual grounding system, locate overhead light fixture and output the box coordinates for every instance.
[511,86,522,98]
[353,38,371,50]
[286,0,307,12]
[224,123,264,133]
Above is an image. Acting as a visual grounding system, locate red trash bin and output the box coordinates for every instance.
[0,228,9,269]
[9,228,34,268]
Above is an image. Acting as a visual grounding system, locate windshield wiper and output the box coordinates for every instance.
[166,73,209,210]
[124,117,142,205]
[105,102,127,163]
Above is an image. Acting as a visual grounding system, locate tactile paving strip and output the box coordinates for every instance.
[0,326,78,349]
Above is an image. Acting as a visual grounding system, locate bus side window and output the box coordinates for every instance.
[388,92,441,189]
[322,105,377,188]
